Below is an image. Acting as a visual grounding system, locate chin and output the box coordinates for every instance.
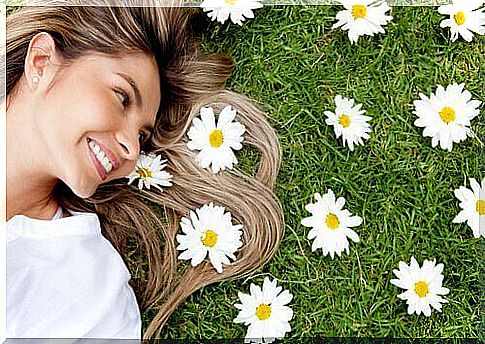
[72,188,97,199]
[61,179,97,199]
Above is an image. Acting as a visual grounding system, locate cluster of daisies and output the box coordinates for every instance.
[123,1,483,343]
[126,106,296,341]
[326,82,482,153]
[200,0,485,43]
[126,102,483,342]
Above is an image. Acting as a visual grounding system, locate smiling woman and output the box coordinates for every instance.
[5,0,284,340]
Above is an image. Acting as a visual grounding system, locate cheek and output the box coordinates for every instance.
[115,159,137,180]
[55,87,118,135]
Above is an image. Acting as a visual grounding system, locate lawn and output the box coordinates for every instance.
[150,5,483,339]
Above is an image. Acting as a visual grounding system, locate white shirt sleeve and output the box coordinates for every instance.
[6,211,142,340]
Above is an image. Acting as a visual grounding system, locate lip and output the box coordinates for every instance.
[87,140,108,181]
[87,138,120,171]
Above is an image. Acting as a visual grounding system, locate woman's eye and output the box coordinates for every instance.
[114,88,130,108]
[139,132,148,144]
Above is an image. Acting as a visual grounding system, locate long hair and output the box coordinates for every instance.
[6,0,284,338]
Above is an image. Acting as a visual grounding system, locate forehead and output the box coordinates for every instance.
[72,52,161,121]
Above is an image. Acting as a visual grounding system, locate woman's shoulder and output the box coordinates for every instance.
[6,209,141,339]
[8,209,133,291]
[6,207,101,242]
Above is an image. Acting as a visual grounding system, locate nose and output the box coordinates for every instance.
[116,131,140,161]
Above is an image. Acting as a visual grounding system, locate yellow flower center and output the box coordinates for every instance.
[136,167,152,179]
[454,11,466,25]
[414,281,429,298]
[201,229,218,247]
[339,114,351,128]
[326,213,340,230]
[476,200,485,215]
[439,106,456,124]
[352,5,367,19]
[255,304,271,320]
[225,0,237,4]
[209,129,224,148]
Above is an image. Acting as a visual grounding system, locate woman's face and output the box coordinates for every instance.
[33,52,161,198]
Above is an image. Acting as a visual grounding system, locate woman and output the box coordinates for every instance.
[5,0,284,340]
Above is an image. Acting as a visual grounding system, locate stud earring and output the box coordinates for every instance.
[32,75,40,84]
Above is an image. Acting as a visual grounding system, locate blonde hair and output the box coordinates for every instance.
[6,0,284,338]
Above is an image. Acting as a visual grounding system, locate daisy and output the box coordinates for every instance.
[390,257,450,317]
[233,277,293,344]
[332,0,393,44]
[324,95,372,151]
[413,83,481,151]
[126,153,173,191]
[452,177,485,238]
[176,202,243,273]
[438,0,485,42]
[187,105,246,173]
[301,189,362,259]
[200,0,263,26]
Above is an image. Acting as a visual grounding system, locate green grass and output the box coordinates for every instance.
[151,5,483,339]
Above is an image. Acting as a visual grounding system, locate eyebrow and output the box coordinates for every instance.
[116,72,154,135]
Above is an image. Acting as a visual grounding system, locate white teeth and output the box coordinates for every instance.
[92,143,100,155]
[101,156,113,173]
[102,159,113,173]
[95,151,105,161]
[89,140,113,174]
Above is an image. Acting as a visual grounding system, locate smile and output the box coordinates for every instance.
[87,138,119,181]
[88,139,113,173]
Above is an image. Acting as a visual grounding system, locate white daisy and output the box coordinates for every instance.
[200,0,263,26]
[233,277,293,344]
[301,189,362,259]
[390,257,450,317]
[176,202,243,273]
[332,0,393,44]
[324,95,372,151]
[452,177,485,238]
[126,153,173,191]
[438,0,485,42]
[187,105,245,173]
[413,83,481,152]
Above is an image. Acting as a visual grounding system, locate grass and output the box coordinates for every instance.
[150,5,483,339]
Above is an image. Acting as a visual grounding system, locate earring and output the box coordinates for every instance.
[32,75,40,84]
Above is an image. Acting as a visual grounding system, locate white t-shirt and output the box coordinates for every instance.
[6,206,142,339]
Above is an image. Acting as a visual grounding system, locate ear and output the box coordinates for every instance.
[24,32,62,90]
